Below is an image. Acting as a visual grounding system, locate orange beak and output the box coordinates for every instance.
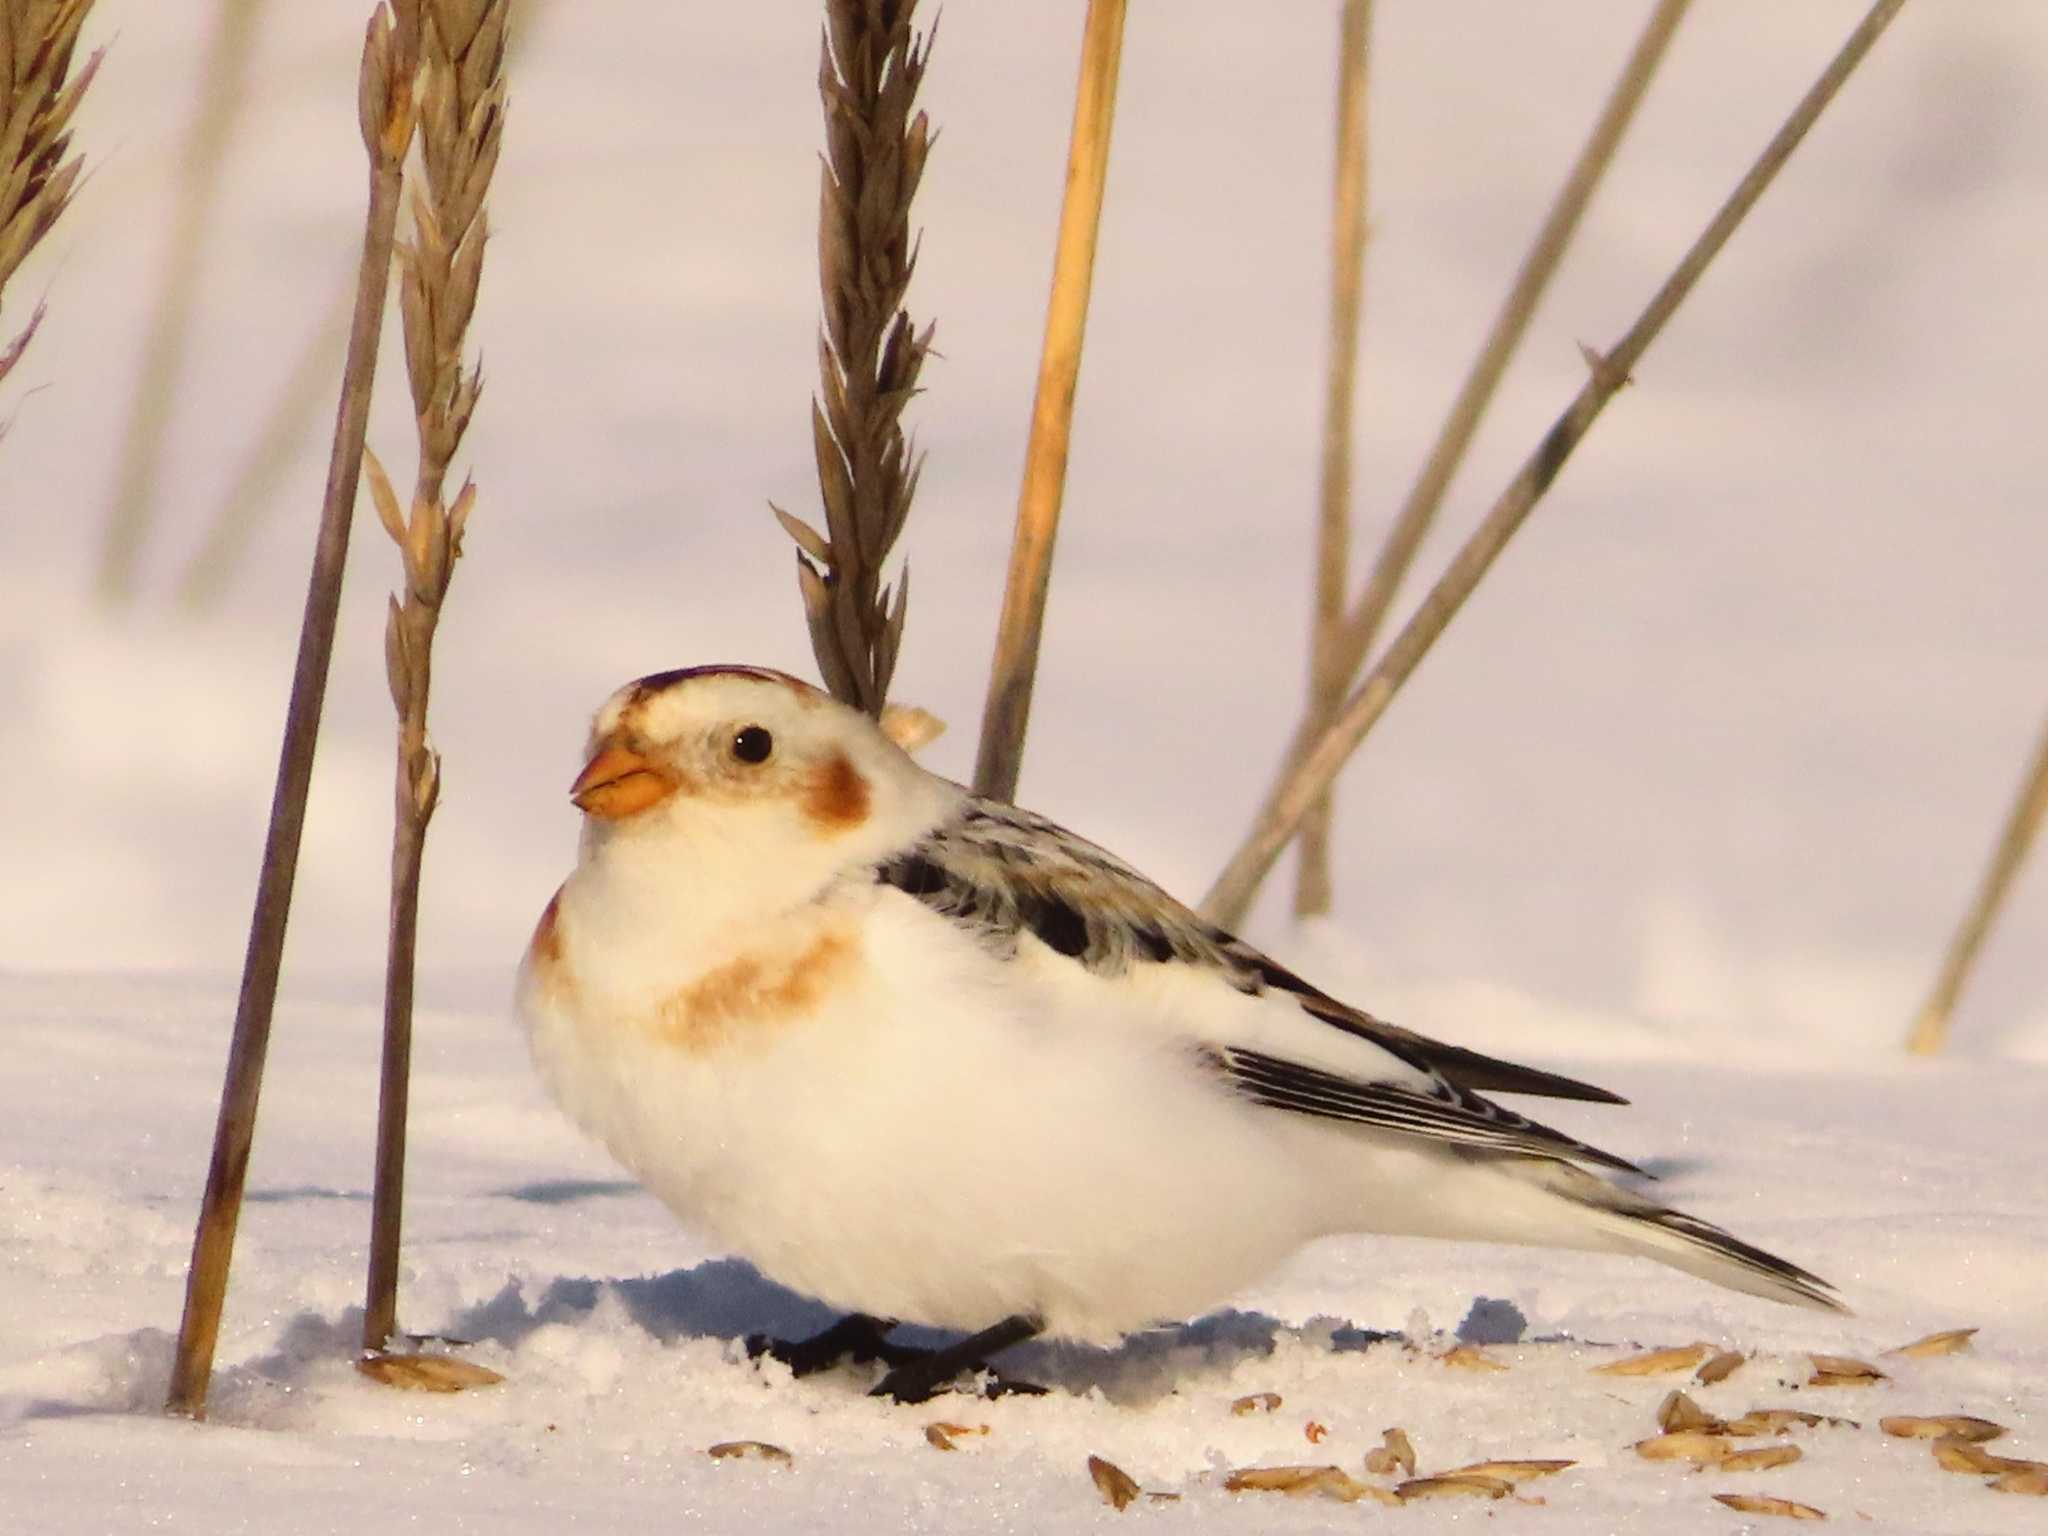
[570,743,676,820]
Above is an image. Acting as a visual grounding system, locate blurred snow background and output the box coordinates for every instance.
[2,1,2043,1051]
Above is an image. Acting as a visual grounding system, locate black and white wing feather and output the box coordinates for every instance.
[874,796,1640,1176]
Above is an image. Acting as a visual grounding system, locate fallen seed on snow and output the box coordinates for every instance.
[1444,1459,1574,1483]
[1931,1438,2046,1477]
[1304,1420,1328,1444]
[1224,1465,1392,1503]
[1990,1469,2048,1496]
[1880,1415,2005,1443]
[1720,1444,1803,1472]
[1696,1350,1746,1385]
[1658,1390,1725,1434]
[1807,1354,1885,1386]
[1087,1455,1141,1511]
[1595,1343,1711,1377]
[1364,1427,1417,1477]
[354,1353,505,1393]
[1229,1392,1282,1416]
[1712,1493,1827,1520]
[1397,1474,1511,1502]
[1634,1431,1732,1464]
[1887,1327,1977,1359]
[1723,1409,1847,1436]
[1440,1344,1508,1371]
[923,1422,989,1451]
[707,1441,792,1465]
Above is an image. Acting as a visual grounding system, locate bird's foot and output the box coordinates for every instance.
[748,1313,915,1378]
[868,1313,1047,1404]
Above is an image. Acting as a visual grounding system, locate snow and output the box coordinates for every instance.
[4,0,2047,1530]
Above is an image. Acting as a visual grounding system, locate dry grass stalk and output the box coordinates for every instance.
[166,0,422,1422]
[0,0,101,410]
[1198,0,1909,926]
[97,0,261,600]
[1907,711,2048,1053]
[1887,1326,1978,1358]
[1294,0,1374,917]
[1207,0,1691,929]
[775,0,934,718]
[1712,1493,1826,1520]
[364,0,506,1359]
[970,0,1127,801]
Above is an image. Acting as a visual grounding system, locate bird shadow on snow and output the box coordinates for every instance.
[444,1259,1532,1404]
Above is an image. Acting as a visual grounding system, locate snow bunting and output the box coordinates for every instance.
[519,665,1839,1400]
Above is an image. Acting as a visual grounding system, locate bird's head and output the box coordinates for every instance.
[566,666,951,894]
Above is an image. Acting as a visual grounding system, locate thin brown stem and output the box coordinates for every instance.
[1295,0,1373,918]
[972,0,1127,802]
[1275,0,1692,929]
[1200,0,1908,928]
[166,1,419,1421]
[365,0,505,1356]
[1906,710,2048,1055]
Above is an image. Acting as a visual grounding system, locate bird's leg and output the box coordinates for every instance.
[869,1313,1046,1404]
[748,1312,904,1377]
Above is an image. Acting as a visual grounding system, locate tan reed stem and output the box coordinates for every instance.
[776,0,935,717]
[1295,0,1374,918]
[1200,0,1908,929]
[1906,709,2048,1056]
[365,0,505,1356]
[167,0,420,1421]
[1271,0,1692,930]
[96,0,263,602]
[971,0,1127,802]
[0,0,103,406]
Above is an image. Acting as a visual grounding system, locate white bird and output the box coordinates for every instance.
[518,665,1839,1401]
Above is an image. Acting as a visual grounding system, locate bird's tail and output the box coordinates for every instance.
[1522,1160,1844,1313]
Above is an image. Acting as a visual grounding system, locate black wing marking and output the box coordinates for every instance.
[874,795,1627,1109]
[1223,1047,1643,1175]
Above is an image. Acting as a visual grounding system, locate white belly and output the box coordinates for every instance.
[519,898,1331,1343]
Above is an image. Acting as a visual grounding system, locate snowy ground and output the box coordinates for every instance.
[4,973,2044,1533]
[4,0,2048,1530]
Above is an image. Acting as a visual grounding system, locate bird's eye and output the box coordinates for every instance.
[731,725,774,764]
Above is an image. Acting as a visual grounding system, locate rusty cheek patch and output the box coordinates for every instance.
[653,929,855,1055]
[802,752,870,831]
[525,888,574,1002]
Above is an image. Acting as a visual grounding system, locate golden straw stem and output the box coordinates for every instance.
[971,0,1127,802]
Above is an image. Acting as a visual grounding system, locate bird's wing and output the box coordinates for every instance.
[871,797,1641,1176]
